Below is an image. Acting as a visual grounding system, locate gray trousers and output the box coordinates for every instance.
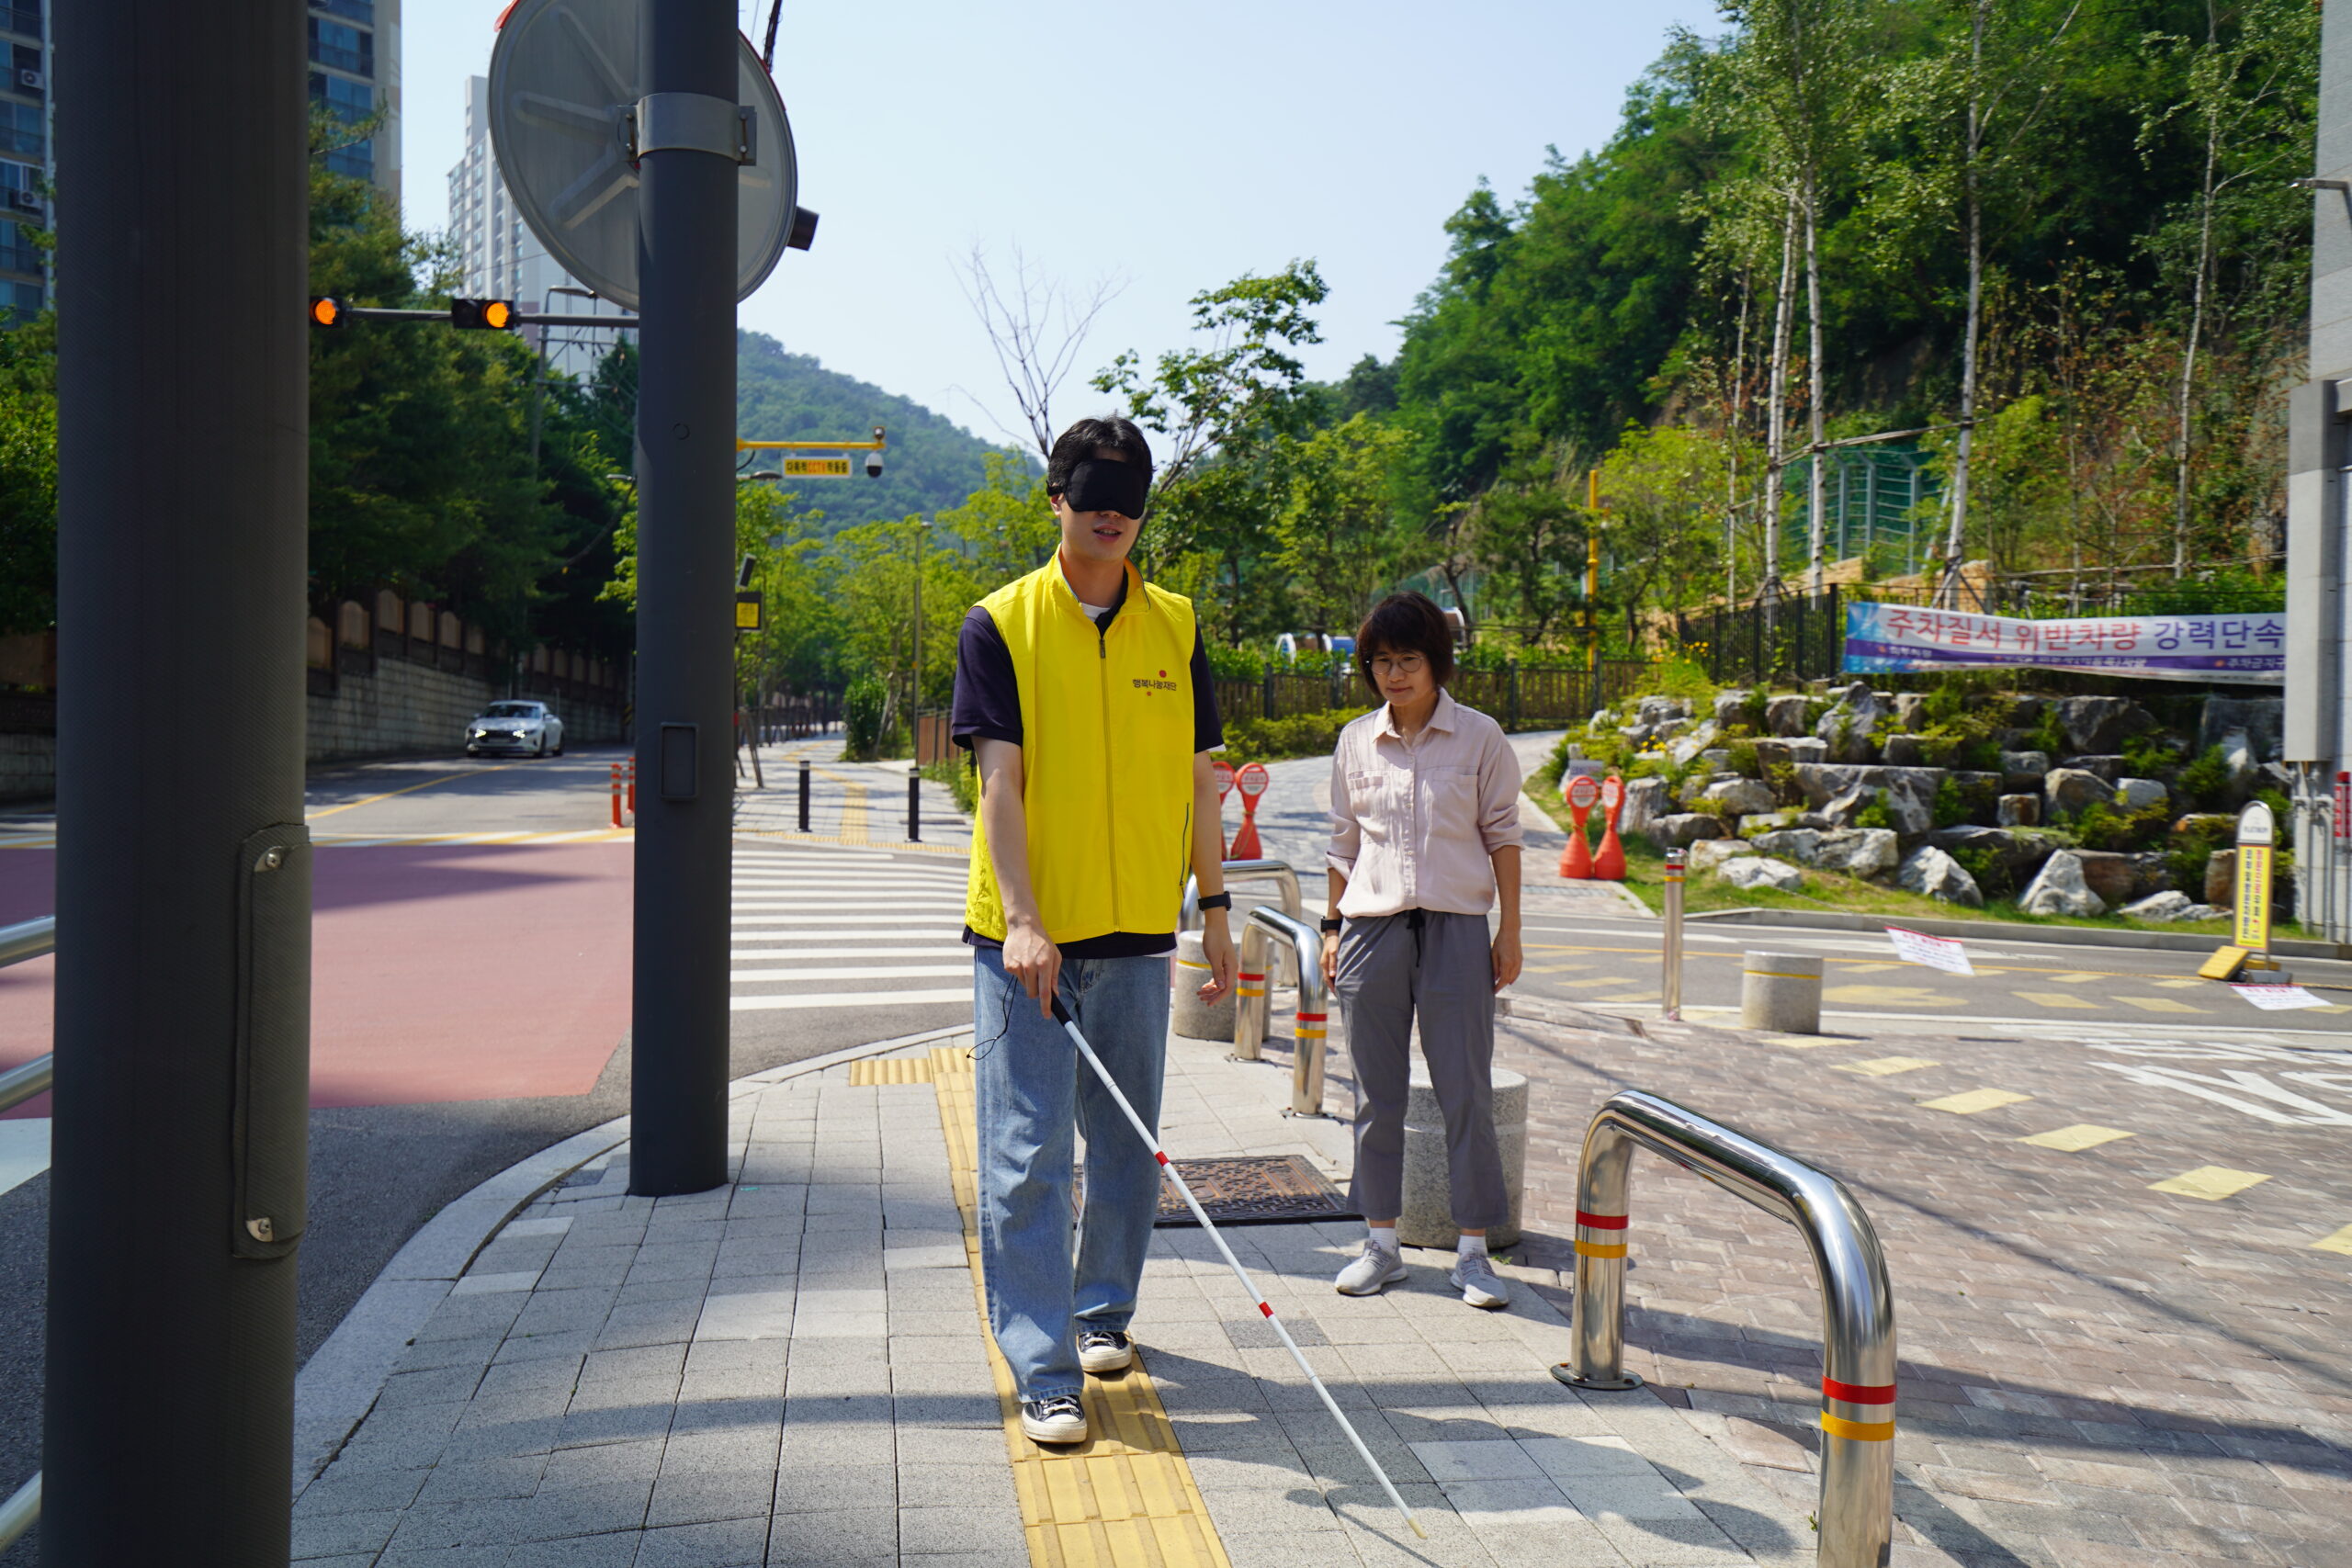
[1332,908,1509,1230]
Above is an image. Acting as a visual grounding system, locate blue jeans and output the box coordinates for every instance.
[973,946,1170,1403]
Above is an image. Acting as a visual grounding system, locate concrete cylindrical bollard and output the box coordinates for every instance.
[1170,930,1237,1041]
[1396,1065,1527,1249]
[1741,950,1823,1032]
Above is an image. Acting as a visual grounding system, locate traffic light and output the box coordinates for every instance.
[449,298,516,331]
[308,297,345,328]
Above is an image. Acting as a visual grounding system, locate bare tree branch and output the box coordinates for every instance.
[954,243,1125,458]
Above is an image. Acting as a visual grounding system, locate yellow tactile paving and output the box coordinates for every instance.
[2018,1124,2135,1152]
[838,782,870,845]
[2116,996,2207,1015]
[2311,1225,2352,1258]
[1832,1056,1941,1077]
[1918,1089,2033,1115]
[2014,991,2101,1010]
[922,1044,1234,1568]
[2150,1166,2271,1201]
[848,1057,938,1086]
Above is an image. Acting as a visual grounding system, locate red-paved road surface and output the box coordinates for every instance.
[0,842,633,1113]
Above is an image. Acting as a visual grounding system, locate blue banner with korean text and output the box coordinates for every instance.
[1843,601,2283,684]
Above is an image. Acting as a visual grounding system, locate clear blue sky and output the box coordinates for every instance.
[400,2,1722,449]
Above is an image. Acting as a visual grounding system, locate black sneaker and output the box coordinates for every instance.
[1077,1328,1133,1374]
[1020,1393,1087,1445]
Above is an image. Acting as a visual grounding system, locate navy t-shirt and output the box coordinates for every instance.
[952,578,1222,958]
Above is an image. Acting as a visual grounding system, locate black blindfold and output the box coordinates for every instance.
[1062,458,1152,520]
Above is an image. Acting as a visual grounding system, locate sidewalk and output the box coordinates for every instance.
[288,990,2352,1568]
[289,1023,1815,1567]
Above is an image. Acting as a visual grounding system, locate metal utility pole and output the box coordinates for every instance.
[48,5,311,1562]
[631,0,739,1194]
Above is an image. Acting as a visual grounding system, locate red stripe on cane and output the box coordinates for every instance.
[1258,1302,1273,1317]
[1155,1150,1170,1166]
[1575,1211,1629,1230]
[1822,1377,1896,1405]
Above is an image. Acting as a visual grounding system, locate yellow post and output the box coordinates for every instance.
[2232,802,2276,956]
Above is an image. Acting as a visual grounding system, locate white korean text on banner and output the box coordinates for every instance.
[1843,601,2282,684]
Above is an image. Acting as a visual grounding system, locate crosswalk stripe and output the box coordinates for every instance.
[732,933,965,945]
[732,899,967,911]
[731,964,971,982]
[730,987,967,1012]
[729,945,970,959]
[734,915,968,926]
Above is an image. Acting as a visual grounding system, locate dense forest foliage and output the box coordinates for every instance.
[1062,0,2319,656]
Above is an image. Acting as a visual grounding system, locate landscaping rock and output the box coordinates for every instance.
[1894,693,1929,730]
[2053,695,2154,755]
[1996,793,2041,828]
[1785,737,1829,765]
[1813,828,1901,879]
[1882,734,1928,766]
[1766,694,1812,738]
[2217,728,2258,789]
[2116,777,2169,814]
[2173,811,2235,838]
[1820,786,1873,828]
[2205,850,2235,908]
[1928,825,2056,874]
[1699,749,1734,771]
[1701,777,1778,817]
[2018,851,2108,918]
[1721,856,1804,893]
[1713,688,1752,726]
[2059,754,2127,783]
[1999,750,2051,794]
[1949,771,2004,813]
[1617,725,1652,747]
[2121,890,2224,923]
[2044,768,2109,818]
[1618,777,1668,840]
[2197,694,2282,763]
[1750,829,1822,864]
[1638,696,1691,726]
[1668,719,1720,769]
[1814,682,1888,763]
[1737,810,1801,837]
[1687,838,1757,874]
[2070,850,2138,908]
[1881,773,1942,836]
[2125,852,2175,899]
[1651,812,1727,847]
[1896,846,1984,908]
[1792,763,1949,813]
[1750,739,1792,772]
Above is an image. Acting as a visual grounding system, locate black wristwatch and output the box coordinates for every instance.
[1197,892,1233,912]
[1320,917,1343,933]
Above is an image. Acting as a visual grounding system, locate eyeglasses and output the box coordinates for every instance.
[1370,654,1426,677]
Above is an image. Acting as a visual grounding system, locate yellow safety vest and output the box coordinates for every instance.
[965,559,1199,944]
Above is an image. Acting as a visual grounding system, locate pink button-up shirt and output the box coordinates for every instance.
[1327,690,1524,919]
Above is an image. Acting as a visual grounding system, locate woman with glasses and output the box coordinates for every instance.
[1320,591,1524,1308]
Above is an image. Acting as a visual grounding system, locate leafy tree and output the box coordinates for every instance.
[0,316,56,637]
[1272,413,1411,638]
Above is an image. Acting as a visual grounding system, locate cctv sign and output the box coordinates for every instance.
[782,457,851,477]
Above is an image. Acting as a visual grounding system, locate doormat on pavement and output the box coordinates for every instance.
[1153,1154,1356,1227]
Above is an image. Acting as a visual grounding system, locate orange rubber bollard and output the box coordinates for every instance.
[1592,774,1627,881]
[610,762,625,828]
[1231,761,1269,861]
[1559,773,1598,879]
[625,759,636,815]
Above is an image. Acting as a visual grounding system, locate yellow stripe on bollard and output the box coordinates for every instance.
[1819,1412,1895,1441]
[1574,1239,1627,1258]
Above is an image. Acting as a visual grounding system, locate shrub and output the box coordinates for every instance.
[1932,775,1973,829]
[842,675,888,761]
[2074,801,2168,852]
[921,754,978,815]
[1724,739,1761,778]
[1736,687,1770,733]
[2177,744,2236,810]
[1205,642,1269,681]
[1853,795,1895,831]
[1649,647,1715,702]
[1951,845,2013,898]
[1223,706,1368,761]
[2166,814,2233,891]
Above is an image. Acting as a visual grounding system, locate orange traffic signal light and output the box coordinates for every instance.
[449,298,516,331]
[308,297,345,328]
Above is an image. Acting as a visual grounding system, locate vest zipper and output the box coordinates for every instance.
[1100,615,1119,929]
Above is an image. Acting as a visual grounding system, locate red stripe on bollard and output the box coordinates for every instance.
[1575,1210,1630,1230]
[1822,1377,1896,1404]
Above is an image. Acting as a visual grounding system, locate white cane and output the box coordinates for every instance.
[1049,995,1427,1540]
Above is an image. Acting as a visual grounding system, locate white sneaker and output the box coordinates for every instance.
[1078,1329,1133,1374]
[1335,1240,1409,1296]
[1020,1394,1088,1445]
[1450,1250,1510,1310]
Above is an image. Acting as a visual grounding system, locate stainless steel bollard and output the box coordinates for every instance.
[1234,906,1331,1114]
[1557,1089,1896,1568]
[1740,949,1822,1032]
[1660,849,1686,1021]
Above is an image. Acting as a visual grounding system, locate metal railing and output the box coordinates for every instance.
[1234,907,1332,1118]
[0,915,51,1551]
[1559,1090,1895,1568]
[1183,858,1306,987]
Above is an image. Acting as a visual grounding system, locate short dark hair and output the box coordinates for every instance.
[1355,592,1456,694]
[1046,415,1153,496]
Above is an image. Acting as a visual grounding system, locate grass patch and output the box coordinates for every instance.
[921,755,977,816]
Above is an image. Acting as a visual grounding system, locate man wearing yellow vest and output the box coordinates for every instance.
[952,414,1238,1446]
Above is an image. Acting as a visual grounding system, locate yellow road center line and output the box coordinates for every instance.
[2014,991,2101,1010]
[1918,1089,2033,1115]
[922,1045,1234,1567]
[2149,1166,2270,1201]
[2115,996,2208,1015]
[2310,1224,2352,1257]
[2018,1123,2134,1152]
[306,760,530,821]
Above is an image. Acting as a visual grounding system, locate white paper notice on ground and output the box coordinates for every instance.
[2231,984,2328,1011]
[1885,926,1974,976]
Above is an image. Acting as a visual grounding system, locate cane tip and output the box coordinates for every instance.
[1408,1515,1428,1540]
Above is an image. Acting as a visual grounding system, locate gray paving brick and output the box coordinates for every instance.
[632,1514,771,1567]
[897,1503,1027,1554]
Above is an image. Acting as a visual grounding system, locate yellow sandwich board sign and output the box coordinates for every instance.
[783,457,851,477]
[2232,802,2274,953]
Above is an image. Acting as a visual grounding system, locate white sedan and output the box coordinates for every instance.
[465,701,564,758]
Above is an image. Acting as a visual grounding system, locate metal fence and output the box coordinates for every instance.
[1678,589,1855,686]
[1218,660,1659,730]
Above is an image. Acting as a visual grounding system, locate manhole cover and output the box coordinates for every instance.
[1154,1155,1355,1227]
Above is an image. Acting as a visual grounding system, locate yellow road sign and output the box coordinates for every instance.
[2233,844,2271,951]
[782,457,851,477]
